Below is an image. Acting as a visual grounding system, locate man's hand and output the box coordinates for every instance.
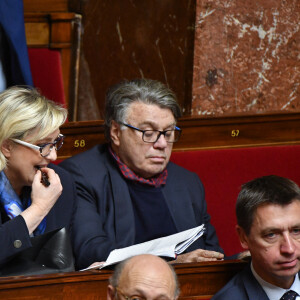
[86,261,105,270]
[171,249,224,264]
[237,250,251,260]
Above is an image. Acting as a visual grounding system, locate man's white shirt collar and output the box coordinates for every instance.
[251,263,300,300]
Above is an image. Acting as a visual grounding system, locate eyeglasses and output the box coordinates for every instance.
[120,123,181,143]
[11,134,65,157]
[116,287,172,300]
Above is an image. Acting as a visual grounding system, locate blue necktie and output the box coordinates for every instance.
[280,290,299,300]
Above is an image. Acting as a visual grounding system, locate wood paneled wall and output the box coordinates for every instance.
[23,0,300,151]
[23,0,69,12]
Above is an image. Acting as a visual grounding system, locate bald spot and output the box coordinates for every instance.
[118,254,176,299]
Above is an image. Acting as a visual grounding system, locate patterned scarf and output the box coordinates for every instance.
[109,147,168,187]
[0,171,46,235]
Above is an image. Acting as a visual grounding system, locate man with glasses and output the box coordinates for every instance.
[107,254,180,300]
[61,78,224,269]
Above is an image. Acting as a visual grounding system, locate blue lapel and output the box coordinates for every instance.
[242,265,270,300]
[162,162,200,233]
[105,152,136,249]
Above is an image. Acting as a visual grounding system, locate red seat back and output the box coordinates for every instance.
[171,145,300,255]
[28,48,65,106]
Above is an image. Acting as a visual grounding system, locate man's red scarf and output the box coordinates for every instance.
[109,147,168,187]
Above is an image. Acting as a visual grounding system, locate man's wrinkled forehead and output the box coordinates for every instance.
[250,200,300,231]
[118,256,176,297]
[125,102,175,122]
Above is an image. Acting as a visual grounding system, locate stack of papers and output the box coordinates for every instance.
[81,224,205,271]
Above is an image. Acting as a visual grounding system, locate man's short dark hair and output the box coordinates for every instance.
[104,78,182,140]
[236,175,300,235]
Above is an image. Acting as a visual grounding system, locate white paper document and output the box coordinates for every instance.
[80,224,205,271]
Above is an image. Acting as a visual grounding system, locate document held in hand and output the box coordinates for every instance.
[81,224,205,271]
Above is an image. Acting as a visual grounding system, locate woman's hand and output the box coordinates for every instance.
[30,168,62,213]
[21,168,62,235]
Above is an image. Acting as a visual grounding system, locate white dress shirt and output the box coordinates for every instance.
[251,263,300,300]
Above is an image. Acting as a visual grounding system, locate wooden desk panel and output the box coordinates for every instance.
[0,260,246,299]
[59,113,300,160]
[23,0,69,13]
[175,261,246,299]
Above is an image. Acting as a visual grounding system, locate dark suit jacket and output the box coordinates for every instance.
[0,164,76,266]
[0,0,33,86]
[60,144,223,269]
[212,264,300,300]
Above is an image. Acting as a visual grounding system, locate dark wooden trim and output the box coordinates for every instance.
[59,120,105,159]
[23,0,69,13]
[182,1,197,116]
[175,260,246,299]
[176,111,300,150]
[59,112,300,160]
[0,260,246,299]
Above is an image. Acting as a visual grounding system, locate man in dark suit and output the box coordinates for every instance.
[60,78,224,269]
[212,175,300,300]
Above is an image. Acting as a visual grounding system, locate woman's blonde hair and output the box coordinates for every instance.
[0,86,67,170]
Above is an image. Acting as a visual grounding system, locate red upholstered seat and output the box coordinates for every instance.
[170,145,300,256]
[28,48,65,106]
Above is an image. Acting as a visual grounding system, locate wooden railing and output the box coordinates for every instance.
[58,112,300,160]
[0,260,246,299]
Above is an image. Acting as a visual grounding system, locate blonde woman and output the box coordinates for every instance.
[0,86,75,266]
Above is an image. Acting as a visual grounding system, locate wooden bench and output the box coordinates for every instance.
[0,260,246,300]
[58,113,300,160]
